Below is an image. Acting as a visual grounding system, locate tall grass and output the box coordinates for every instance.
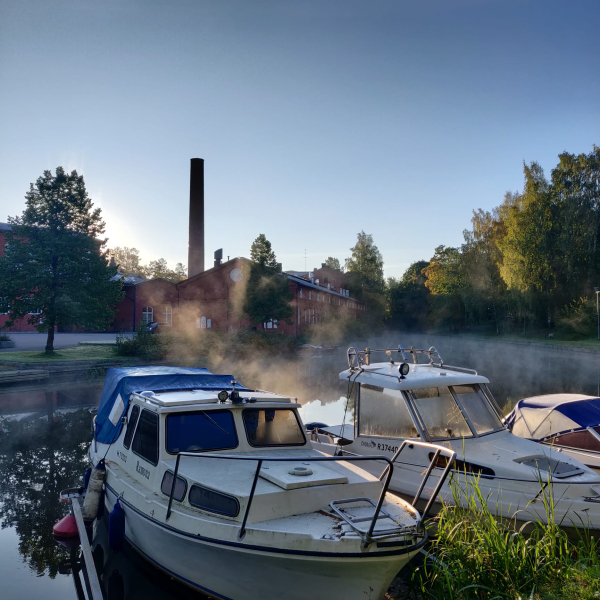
[412,474,600,599]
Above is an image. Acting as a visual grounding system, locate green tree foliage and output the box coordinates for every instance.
[244,234,293,326]
[108,247,187,282]
[386,260,430,330]
[324,256,342,271]
[250,233,278,268]
[0,168,124,352]
[386,145,600,337]
[108,246,144,275]
[344,231,385,294]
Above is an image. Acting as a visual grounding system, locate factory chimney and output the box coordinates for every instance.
[188,158,205,278]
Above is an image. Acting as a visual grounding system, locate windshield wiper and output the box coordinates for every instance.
[201,412,230,436]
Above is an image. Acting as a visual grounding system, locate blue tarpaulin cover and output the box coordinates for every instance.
[95,366,250,444]
[506,394,600,441]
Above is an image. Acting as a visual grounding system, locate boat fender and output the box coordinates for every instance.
[109,499,125,552]
[81,459,106,521]
[96,488,105,520]
[53,515,79,539]
[83,467,92,489]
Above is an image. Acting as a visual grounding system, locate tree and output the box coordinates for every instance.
[344,231,385,294]
[250,233,278,268]
[0,167,124,352]
[244,234,293,326]
[386,260,430,330]
[108,246,144,275]
[324,257,342,271]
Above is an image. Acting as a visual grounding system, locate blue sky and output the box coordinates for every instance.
[1,0,598,278]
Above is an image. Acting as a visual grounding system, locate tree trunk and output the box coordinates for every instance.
[45,322,55,353]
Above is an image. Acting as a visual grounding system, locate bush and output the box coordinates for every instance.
[0,332,12,342]
[115,325,168,360]
[556,297,597,337]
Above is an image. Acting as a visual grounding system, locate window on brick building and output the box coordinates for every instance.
[264,319,278,329]
[304,308,307,324]
[142,306,153,324]
[162,304,172,326]
[299,288,303,299]
[317,292,320,302]
[297,307,300,325]
[328,295,331,304]
[308,291,312,300]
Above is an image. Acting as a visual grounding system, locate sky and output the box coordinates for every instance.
[1,0,599,279]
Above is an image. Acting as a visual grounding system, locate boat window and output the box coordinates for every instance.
[132,409,159,465]
[551,430,600,453]
[189,485,239,517]
[358,384,419,439]
[451,385,503,435]
[242,409,306,447]
[160,471,187,502]
[123,404,140,449]
[410,387,472,439]
[166,410,238,453]
[429,452,496,477]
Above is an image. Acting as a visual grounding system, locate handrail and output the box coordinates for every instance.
[341,440,456,522]
[348,345,445,369]
[166,451,404,544]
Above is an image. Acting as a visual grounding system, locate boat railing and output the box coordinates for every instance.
[165,449,448,546]
[347,344,478,375]
[339,440,457,522]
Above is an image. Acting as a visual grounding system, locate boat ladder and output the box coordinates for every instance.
[329,497,417,544]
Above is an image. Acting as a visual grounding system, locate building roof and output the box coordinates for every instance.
[177,256,250,286]
[0,222,12,231]
[110,272,148,285]
[285,270,309,278]
[286,273,361,303]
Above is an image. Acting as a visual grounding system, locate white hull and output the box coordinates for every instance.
[104,484,418,600]
[315,433,600,530]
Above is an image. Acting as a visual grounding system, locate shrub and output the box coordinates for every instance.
[0,332,12,342]
[556,297,597,337]
[115,324,168,360]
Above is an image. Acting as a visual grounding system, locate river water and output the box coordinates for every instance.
[1,334,599,599]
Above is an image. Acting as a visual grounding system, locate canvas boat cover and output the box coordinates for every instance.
[95,366,249,444]
[505,394,600,441]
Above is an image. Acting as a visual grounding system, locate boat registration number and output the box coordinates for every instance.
[360,439,399,454]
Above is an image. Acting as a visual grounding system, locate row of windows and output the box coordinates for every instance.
[297,288,364,309]
[125,406,306,467]
[0,297,42,316]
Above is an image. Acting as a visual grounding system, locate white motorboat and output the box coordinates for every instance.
[506,394,600,473]
[83,366,452,600]
[310,346,600,530]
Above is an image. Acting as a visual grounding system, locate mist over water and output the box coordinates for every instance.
[0,333,598,597]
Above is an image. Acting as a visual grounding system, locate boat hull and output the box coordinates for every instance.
[104,485,419,600]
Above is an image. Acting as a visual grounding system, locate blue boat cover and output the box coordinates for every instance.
[95,366,250,444]
[506,394,600,441]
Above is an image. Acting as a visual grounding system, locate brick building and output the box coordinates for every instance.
[1,159,367,336]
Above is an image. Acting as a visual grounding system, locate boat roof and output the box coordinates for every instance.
[339,362,489,391]
[506,394,600,441]
[95,366,250,444]
[131,389,295,409]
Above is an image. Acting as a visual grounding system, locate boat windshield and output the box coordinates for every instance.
[166,410,239,453]
[452,385,503,434]
[359,384,420,438]
[410,387,472,439]
[243,408,306,447]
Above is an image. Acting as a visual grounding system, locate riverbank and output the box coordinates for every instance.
[427,330,600,354]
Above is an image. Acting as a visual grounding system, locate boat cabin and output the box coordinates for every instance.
[346,361,506,443]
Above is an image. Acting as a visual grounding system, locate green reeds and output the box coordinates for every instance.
[412,472,600,599]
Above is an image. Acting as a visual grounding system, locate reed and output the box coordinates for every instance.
[411,473,600,599]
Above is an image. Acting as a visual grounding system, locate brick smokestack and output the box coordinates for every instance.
[188,158,205,278]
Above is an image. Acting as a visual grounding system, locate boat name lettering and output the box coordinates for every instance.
[117,450,127,463]
[136,461,151,479]
[360,440,398,453]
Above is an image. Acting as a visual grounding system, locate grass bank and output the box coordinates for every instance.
[0,345,124,363]
[394,477,600,600]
